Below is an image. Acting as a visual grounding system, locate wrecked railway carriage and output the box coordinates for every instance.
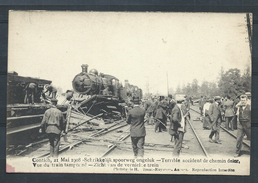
[6,65,142,154]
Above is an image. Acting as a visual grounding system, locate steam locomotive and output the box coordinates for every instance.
[71,64,142,102]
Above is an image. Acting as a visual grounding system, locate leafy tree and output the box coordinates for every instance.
[241,65,251,93]
[191,79,199,96]
[200,81,209,97]
[218,68,244,99]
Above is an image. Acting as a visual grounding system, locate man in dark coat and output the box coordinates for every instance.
[169,100,187,156]
[208,96,222,144]
[235,95,251,157]
[126,97,146,158]
[154,102,167,132]
[39,99,66,157]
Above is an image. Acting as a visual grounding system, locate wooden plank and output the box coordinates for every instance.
[7,123,40,135]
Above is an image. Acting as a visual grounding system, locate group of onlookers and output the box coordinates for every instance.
[199,92,251,157]
[137,95,190,157]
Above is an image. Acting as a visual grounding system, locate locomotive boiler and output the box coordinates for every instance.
[71,64,142,102]
[72,64,120,98]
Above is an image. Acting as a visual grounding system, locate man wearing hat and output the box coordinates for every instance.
[208,96,222,144]
[39,98,66,157]
[126,97,146,158]
[234,94,251,157]
[154,101,167,132]
[43,84,57,99]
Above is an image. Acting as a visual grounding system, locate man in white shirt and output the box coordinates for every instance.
[202,98,212,129]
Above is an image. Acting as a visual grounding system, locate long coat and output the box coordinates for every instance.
[155,106,167,125]
[169,104,186,135]
[126,106,146,137]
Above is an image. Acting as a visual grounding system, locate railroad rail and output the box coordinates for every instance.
[186,118,210,157]
[36,119,130,158]
[189,106,250,148]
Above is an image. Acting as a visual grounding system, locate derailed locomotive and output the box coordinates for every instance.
[72,64,142,102]
[64,64,143,130]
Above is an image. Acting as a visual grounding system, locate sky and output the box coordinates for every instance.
[8,11,251,95]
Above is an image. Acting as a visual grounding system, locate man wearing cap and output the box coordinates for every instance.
[234,95,251,157]
[126,97,146,158]
[43,84,57,99]
[208,96,222,144]
[154,102,167,132]
[39,99,66,157]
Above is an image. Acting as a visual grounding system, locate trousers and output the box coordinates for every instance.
[173,131,184,157]
[131,136,145,158]
[24,89,35,104]
[236,121,251,154]
[47,133,61,158]
[225,116,234,130]
[155,120,166,132]
[209,122,220,142]
[203,115,211,129]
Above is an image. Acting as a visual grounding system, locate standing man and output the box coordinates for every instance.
[24,82,37,104]
[199,96,204,116]
[154,102,167,132]
[223,96,235,131]
[208,96,222,144]
[202,98,212,129]
[169,100,187,156]
[126,97,146,158]
[190,96,193,105]
[39,99,66,158]
[144,97,154,125]
[235,95,251,157]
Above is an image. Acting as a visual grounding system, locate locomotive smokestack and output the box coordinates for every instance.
[81,64,88,73]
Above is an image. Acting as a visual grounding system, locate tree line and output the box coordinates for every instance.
[171,66,251,100]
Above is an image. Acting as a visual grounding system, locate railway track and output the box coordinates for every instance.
[190,106,250,148]
[187,105,250,157]
[9,104,250,159]
[186,118,210,157]
[35,120,130,158]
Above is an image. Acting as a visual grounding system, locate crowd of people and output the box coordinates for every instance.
[126,92,251,158]
[38,91,251,158]
[199,93,251,157]
[126,94,191,158]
